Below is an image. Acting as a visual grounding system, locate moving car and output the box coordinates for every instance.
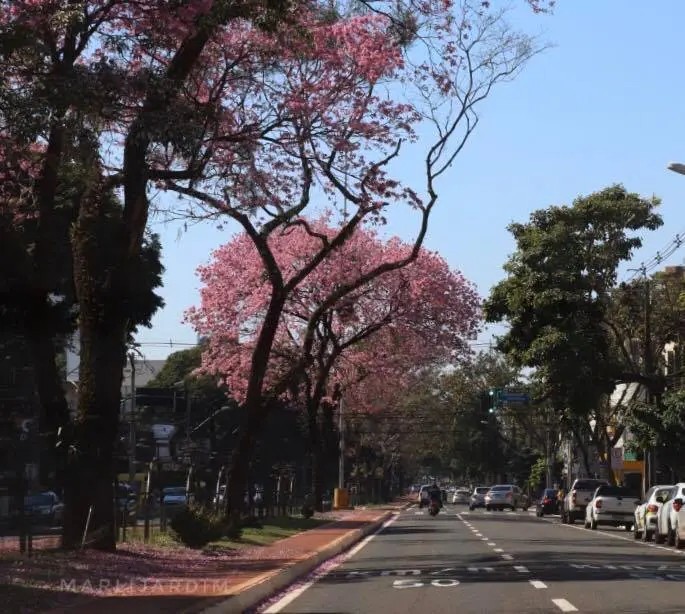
[452,489,471,505]
[417,485,432,508]
[485,484,527,511]
[469,486,490,510]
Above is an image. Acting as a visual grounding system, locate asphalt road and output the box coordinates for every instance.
[260,504,685,613]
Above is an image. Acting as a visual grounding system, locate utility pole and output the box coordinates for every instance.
[630,264,653,494]
[643,269,654,490]
[128,352,136,483]
[338,395,344,490]
[185,381,192,462]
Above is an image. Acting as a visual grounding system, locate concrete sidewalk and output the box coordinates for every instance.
[47,503,406,614]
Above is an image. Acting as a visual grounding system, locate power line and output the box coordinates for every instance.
[624,227,685,282]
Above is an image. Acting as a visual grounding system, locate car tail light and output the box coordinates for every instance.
[595,499,602,509]
[506,492,512,499]
[675,501,683,512]
[543,497,552,504]
[647,504,659,513]
[571,490,577,505]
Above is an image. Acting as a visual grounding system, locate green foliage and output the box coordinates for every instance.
[526,457,546,491]
[484,184,662,415]
[170,504,226,548]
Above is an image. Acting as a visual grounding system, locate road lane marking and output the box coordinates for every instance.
[501,554,514,560]
[554,518,685,557]
[474,532,482,537]
[530,580,547,589]
[480,537,488,541]
[263,513,398,613]
[493,548,503,552]
[552,598,578,612]
[487,542,496,546]
[514,565,529,573]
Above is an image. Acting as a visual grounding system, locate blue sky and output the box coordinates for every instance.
[137,0,685,359]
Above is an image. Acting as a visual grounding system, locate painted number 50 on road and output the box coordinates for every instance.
[393,579,460,588]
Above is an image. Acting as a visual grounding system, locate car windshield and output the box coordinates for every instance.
[490,486,512,492]
[163,487,186,497]
[655,488,671,500]
[596,486,639,497]
[457,490,470,495]
[26,494,52,506]
[543,489,556,497]
[575,480,608,490]
[475,487,489,494]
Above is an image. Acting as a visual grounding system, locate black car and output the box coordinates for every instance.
[535,488,559,517]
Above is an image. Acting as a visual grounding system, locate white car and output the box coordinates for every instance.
[584,485,640,530]
[655,482,685,547]
[452,489,470,505]
[634,484,672,542]
[417,485,432,508]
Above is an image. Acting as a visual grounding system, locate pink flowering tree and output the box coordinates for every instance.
[1,0,546,546]
[188,220,480,508]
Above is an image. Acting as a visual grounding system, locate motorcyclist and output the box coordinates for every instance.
[427,482,442,508]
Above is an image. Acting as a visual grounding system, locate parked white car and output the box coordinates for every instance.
[584,485,640,530]
[655,482,685,547]
[633,484,673,542]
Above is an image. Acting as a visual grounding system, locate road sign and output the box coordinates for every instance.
[501,392,529,403]
[611,447,624,470]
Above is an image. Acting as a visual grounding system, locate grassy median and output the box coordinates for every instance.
[117,515,330,549]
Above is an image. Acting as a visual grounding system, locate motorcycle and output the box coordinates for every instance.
[428,499,441,516]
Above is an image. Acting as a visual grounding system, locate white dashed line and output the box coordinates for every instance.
[501,554,514,560]
[552,598,579,612]
[514,565,529,573]
[480,537,488,541]
[493,548,504,552]
[487,542,496,546]
[530,580,547,589]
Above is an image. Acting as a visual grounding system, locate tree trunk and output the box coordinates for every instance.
[63,175,126,550]
[306,399,325,512]
[224,399,269,531]
[570,425,592,478]
[26,328,71,491]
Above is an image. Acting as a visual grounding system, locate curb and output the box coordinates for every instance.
[190,509,398,614]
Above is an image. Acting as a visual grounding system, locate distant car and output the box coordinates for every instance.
[485,484,527,511]
[469,486,491,510]
[24,491,64,526]
[162,486,190,517]
[535,488,559,517]
[452,489,471,505]
[418,485,432,508]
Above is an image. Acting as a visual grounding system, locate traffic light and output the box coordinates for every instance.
[488,388,502,413]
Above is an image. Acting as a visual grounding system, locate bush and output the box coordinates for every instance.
[170,505,225,548]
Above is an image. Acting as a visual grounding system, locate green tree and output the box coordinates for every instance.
[484,185,662,481]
